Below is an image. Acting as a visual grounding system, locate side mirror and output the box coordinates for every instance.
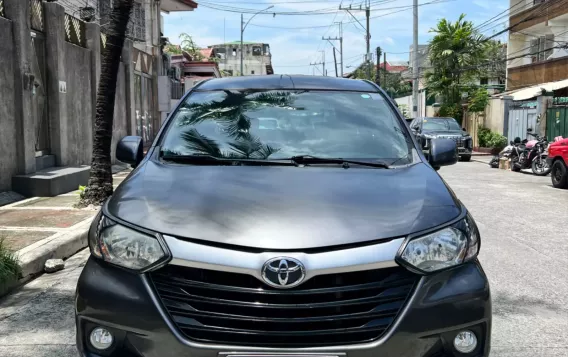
[117,136,144,168]
[429,138,458,168]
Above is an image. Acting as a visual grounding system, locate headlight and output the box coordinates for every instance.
[89,215,169,271]
[398,213,480,273]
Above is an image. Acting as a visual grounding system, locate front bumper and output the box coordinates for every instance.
[75,258,491,357]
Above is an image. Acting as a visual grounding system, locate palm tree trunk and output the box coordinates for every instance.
[80,0,134,206]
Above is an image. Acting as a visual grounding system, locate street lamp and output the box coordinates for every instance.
[241,5,274,76]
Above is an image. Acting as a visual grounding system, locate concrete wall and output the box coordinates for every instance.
[65,43,93,165]
[0,17,17,191]
[485,98,505,134]
[395,92,427,117]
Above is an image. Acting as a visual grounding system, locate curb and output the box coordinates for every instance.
[16,218,93,281]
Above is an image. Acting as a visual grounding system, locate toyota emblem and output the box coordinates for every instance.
[261,257,306,289]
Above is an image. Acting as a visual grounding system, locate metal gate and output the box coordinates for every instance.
[546,105,568,141]
[508,100,537,142]
[31,31,50,155]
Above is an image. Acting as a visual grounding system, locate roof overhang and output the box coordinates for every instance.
[161,0,197,13]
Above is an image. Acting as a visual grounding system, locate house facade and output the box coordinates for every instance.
[210,42,274,76]
[0,0,196,197]
[507,0,568,90]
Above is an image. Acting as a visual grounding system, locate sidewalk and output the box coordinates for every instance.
[0,166,130,291]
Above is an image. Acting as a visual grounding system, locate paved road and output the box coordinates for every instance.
[1,161,568,356]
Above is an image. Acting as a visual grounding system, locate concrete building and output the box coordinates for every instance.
[210,41,274,76]
[0,0,195,197]
[507,0,568,90]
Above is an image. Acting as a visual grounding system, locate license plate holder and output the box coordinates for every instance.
[220,353,345,357]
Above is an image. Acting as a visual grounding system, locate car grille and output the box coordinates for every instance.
[438,135,464,147]
[149,264,419,347]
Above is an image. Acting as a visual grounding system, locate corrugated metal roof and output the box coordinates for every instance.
[499,79,568,101]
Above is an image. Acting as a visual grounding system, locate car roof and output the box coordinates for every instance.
[195,75,379,92]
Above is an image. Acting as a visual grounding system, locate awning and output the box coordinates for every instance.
[161,0,197,12]
[501,79,568,101]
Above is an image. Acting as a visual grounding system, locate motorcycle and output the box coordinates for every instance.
[510,131,550,176]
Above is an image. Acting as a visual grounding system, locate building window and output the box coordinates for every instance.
[252,46,262,56]
[530,35,554,63]
[232,48,237,56]
[480,78,488,85]
[251,70,255,74]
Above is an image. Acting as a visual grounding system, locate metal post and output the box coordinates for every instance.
[366,4,371,80]
[412,0,419,117]
[240,13,244,76]
[322,51,325,76]
[333,48,338,77]
[339,22,343,77]
[375,47,381,85]
[383,51,387,89]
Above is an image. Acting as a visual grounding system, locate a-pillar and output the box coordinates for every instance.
[44,2,68,166]
[5,0,36,174]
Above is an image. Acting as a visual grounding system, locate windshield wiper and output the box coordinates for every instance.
[287,155,390,169]
[161,153,295,166]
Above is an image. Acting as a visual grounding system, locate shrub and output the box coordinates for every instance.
[0,238,21,286]
[477,126,492,147]
[487,132,507,151]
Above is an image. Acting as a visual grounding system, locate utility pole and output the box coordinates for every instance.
[241,5,274,76]
[322,35,341,77]
[375,46,381,85]
[383,51,387,88]
[339,2,371,79]
[338,22,343,77]
[320,50,325,76]
[332,48,338,77]
[412,0,419,117]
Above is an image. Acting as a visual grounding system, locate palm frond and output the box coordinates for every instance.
[180,128,222,157]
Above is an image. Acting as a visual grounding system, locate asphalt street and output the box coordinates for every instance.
[1,161,568,356]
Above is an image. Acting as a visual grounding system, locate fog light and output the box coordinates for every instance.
[453,330,477,353]
[89,327,113,350]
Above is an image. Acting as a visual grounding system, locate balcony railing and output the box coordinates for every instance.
[507,56,568,90]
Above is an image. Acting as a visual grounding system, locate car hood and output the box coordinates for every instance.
[106,160,461,250]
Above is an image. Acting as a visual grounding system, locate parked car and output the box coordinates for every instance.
[76,76,490,357]
[409,117,473,162]
[547,136,568,188]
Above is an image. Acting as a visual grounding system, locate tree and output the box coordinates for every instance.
[79,0,134,206]
[425,14,486,115]
[179,33,205,61]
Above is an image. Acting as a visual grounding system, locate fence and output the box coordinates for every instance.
[171,80,184,100]
[547,99,568,141]
[64,13,86,47]
[31,0,44,31]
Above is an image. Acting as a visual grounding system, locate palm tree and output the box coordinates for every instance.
[79,0,134,206]
[425,14,486,105]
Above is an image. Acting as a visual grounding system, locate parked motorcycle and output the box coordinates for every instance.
[509,131,550,176]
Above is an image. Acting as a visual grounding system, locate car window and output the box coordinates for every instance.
[160,90,413,165]
[422,118,460,131]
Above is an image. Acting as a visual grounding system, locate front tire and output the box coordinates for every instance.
[531,157,552,176]
[551,160,568,189]
[460,154,471,162]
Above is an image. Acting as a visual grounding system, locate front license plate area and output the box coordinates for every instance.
[221,354,345,357]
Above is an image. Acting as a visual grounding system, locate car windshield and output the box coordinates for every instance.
[160,90,413,165]
[422,118,461,131]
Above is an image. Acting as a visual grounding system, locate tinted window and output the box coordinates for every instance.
[161,90,412,164]
[422,118,461,131]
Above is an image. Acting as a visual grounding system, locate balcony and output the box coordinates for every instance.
[507,56,568,90]
[510,0,568,32]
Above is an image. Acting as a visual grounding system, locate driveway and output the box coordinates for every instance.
[1,161,568,356]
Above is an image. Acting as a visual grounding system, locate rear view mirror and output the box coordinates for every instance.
[429,138,458,169]
[116,136,144,168]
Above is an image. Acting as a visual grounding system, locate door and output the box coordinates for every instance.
[508,103,537,142]
[31,31,50,155]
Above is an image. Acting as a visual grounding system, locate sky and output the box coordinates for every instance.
[162,0,509,75]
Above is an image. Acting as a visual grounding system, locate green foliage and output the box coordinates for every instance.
[398,104,411,119]
[468,88,490,113]
[0,238,21,286]
[379,69,412,98]
[164,44,182,55]
[477,126,492,147]
[438,103,463,122]
[351,62,375,81]
[486,132,507,150]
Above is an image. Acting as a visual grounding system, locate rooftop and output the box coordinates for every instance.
[195,75,379,92]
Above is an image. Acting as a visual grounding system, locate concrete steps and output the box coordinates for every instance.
[12,166,90,197]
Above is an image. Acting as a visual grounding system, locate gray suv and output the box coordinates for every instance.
[410,117,473,162]
[76,76,491,357]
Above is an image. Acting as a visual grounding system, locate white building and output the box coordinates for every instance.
[209,42,274,76]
